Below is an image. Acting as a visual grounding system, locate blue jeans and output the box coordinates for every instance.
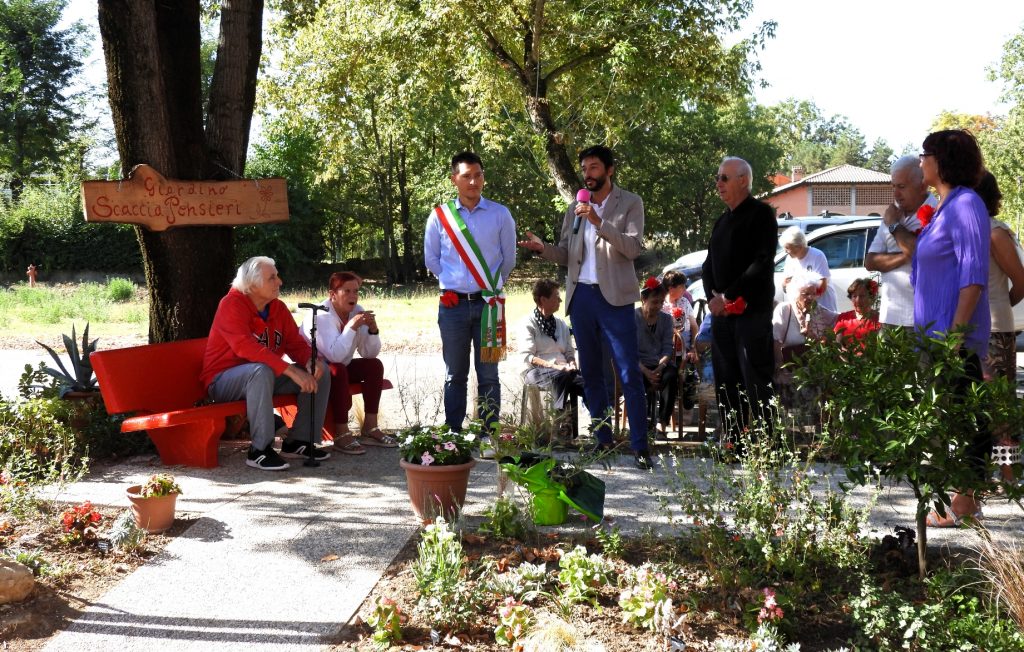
[569,283,648,451]
[438,297,500,431]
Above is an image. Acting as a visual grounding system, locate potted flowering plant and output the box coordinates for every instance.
[398,424,477,523]
[125,473,182,533]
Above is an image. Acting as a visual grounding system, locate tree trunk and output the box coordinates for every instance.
[397,145,415,283]
[524,96,579,202]
[97,0,263,343]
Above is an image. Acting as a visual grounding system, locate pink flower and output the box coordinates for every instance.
[444,441,457,450]
[420,452,435,466]
[435,444,443,452]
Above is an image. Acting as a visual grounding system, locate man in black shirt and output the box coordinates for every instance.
[701,156,777,447]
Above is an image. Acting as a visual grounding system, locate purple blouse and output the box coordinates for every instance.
[910,186,990,356]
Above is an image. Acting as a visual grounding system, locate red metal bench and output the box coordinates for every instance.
[91,337,392,468]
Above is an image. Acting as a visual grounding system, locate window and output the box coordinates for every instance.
[811,186,851,206]
[811,229,871,269]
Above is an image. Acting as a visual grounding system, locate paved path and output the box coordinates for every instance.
[0,347,1017,650]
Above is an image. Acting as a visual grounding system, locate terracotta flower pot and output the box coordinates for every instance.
[400,459,476,523]
[125,485,178,534]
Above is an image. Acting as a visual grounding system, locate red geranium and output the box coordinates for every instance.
[672,307,683,318]
[643,276,661,291]
[917,204,935,229]
[439,290,459,308]
[868,279,879,296]
[724,296,747,315]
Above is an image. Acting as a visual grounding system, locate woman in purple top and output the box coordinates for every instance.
[911,129,989,527]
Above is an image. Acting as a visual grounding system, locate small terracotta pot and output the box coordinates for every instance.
[125,485,178,534]
[400,459,476,523]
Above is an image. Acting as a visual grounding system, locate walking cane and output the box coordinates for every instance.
[298,302,328,467]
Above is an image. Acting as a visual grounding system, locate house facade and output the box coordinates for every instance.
[763,164,892,217]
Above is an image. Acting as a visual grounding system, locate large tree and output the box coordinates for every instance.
[770,98,873,174]
[97,0,263,342]
[273,0,770,204]
[0,0,86,199]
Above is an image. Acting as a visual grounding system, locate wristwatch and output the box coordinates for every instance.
[887,222,900,234]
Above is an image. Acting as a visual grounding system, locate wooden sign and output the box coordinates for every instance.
[81,164,289,232]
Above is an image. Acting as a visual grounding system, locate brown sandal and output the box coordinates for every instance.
[333,434,366,455]
[358,428,399,448]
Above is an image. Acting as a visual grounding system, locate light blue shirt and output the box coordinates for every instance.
[424,196,517,293]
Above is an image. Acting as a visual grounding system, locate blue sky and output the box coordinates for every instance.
[739,0,1024,154]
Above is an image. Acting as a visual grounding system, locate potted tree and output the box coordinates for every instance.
[125,473,182,533]
[398,424,477,523]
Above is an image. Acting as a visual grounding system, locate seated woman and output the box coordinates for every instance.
[833,278,882,343]
[302,271,395,454]
[518,279,584,437]
[772,271,838,408]
[661,270,699,364]
[636,277,677,433]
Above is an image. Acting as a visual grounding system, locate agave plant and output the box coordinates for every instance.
[36,323,98,398]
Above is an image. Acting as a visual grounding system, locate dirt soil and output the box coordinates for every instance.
[0,506,196,651]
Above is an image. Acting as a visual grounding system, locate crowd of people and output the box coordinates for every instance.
[194,131,1020,523]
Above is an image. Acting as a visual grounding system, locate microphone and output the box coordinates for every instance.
[572,188,591,235]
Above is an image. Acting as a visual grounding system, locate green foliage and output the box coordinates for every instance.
[660,425,871,592]
[140,473,182,498]
[106,277,135,303]
[556,545,614,605]
[412,516,482,632]
[847,569,1024,651]
[617,563,677,631]
[5,547,48,576]
[0,0,88,194]
[0,182,142,273]
[798,327,1024,530]
[365,596,403,649]
[107,509,146,554]
[594,524,624,559]
[769,98,877,173]
[399,423,476,466]
[479,497,529,540]
[494,596,533,648]
[0,396,88,486]
[479,559,549,603]
[36,322,97,396]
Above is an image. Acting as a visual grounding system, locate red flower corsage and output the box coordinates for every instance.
[643,276,661,291]
[868,279,879,296]
[815,285,825,296]
[916,204,935,229]
[672,307,683,318]
[724,296,747,315]
[439,290,459,308]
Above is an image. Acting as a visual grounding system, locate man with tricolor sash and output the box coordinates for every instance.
[424,152,517,438]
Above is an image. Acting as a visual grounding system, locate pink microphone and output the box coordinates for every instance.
[573,189,591,234]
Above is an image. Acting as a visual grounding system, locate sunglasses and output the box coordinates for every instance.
[715,173,745,183]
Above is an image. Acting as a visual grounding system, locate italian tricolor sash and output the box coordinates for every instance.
[435,200,507,362]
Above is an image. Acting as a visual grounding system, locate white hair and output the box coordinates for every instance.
[779,225,807,248]
[792,269,824,292]
[891,155,924,183]
[721,156,753,192]
[232,256,275,293]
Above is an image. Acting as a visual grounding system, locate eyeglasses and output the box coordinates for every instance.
[918,152,935,158]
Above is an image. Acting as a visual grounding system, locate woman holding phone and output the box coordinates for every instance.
[302,271,395,454]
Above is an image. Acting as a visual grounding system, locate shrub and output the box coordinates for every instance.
[106,277,135,302]
[556,545,613,606]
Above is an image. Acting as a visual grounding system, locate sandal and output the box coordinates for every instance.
[333,434,366,455]
[358,428,399,448]
[925,508,984,528]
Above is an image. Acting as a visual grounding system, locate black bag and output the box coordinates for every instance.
[681,361,699,410]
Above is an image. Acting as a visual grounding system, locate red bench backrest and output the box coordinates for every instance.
[91,337,210,415]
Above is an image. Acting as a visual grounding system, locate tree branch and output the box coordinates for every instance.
[544,43,615,86]
[476,21,528,89]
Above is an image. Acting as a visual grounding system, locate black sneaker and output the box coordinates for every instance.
[635,450,654,470]
[246,445,290,471]
[280,439,331,461]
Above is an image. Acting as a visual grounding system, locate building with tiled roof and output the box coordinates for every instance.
[762,164,892,217]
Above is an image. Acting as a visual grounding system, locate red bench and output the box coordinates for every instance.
[91,337,392,468]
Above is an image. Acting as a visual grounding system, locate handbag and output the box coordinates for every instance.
[776,304,808,385]
[681,361,699,410]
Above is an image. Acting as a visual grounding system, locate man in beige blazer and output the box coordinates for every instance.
[519,145,651,469]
